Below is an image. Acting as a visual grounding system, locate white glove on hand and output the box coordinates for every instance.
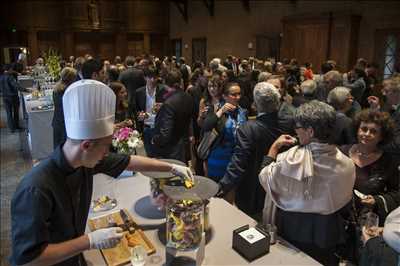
[88,227,124,249]
[171,164,194,182]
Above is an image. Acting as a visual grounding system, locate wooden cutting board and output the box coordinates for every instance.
[88,209,156,266]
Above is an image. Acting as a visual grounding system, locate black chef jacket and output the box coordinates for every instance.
[10,146,130,266]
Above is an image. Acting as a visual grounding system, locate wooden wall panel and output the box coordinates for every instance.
[281,19,329,69]
[281,13,360,71]
[329,23,347,71]
[151,34,167,58]
[37,31,60,57]
[124,1,169,33]
[1,1,169,63]
[74,32,95,58]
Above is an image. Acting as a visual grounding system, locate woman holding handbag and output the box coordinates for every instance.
[202,82,247,181]
[196,74,223,175]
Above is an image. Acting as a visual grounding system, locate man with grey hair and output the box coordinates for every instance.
[327,86,354,112]
[257,71,272,82]
[315,70,343,102]
[292,79,317,107]
[209,58,227,73]
[327,87,356,145]
[217,82,293,219]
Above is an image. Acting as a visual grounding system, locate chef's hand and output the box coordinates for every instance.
[87,227,123,249]
[170,164,194,182]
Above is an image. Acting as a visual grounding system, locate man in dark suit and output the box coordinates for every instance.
[135,67,166,157]
[368,76,400,156]
[223,55,238,76]
[217,82,293,219]
[118,56,146,117]
[151,69,194,162]
[0,64,23,133]
[327,86,357,145]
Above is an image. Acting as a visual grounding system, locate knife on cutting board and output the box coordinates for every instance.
[119,209,136,234]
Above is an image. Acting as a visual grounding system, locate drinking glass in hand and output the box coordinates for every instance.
[360,212,379,234]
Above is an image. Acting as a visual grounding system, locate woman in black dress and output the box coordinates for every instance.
[109,82,134,129]
[340,109,399,263]
[52,67,77,148]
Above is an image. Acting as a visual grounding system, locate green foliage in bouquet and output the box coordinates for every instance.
[43,48,61,80]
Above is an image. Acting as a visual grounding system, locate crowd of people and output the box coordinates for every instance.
[1,52,399,266]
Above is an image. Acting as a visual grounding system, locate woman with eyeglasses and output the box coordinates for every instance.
[259,100,356,266]
[339,109,399,264]
[202,82,247,180]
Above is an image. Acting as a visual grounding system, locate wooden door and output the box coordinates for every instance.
[281,20,329,68]
[127,33,144,57]
[256,35,280,61]
[281,13,360,71]
[170,38,182,58]
[192,38,206,64]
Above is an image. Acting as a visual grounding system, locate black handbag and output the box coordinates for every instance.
[197,128,219,160]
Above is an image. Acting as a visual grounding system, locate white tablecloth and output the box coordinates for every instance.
[17,76,34,89]
[84,172,320,265]
[23,93,54,160]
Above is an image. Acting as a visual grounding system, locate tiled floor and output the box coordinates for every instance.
[0,102,32,266]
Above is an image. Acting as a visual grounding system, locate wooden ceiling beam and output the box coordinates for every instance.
[172,0,188,23]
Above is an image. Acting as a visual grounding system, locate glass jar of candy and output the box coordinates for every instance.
[166,199,204,250]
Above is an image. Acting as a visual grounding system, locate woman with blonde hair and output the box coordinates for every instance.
[52,67,77,148]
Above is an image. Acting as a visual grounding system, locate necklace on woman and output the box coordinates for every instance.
[351,145,380,159]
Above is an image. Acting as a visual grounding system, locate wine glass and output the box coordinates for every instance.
[360,212,379,236]
[130,245,147,266]
[92,176,118,212]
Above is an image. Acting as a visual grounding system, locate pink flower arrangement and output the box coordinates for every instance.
[112,127,143,154]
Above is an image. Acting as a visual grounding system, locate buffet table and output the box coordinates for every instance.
[84,172,320,265]
[23,92,54,160]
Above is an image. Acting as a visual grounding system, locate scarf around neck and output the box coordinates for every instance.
[260,142,355,215]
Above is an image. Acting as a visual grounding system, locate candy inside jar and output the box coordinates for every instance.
[166,199,204,250]
[149,178,169,210]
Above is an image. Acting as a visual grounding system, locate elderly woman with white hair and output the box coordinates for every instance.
[259,100,356,265]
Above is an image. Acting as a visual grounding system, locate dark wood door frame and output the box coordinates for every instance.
[192,37,207,65]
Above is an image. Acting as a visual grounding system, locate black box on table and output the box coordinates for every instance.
[232,224,270,262]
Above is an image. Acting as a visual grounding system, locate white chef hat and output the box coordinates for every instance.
[63,80,116,140]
